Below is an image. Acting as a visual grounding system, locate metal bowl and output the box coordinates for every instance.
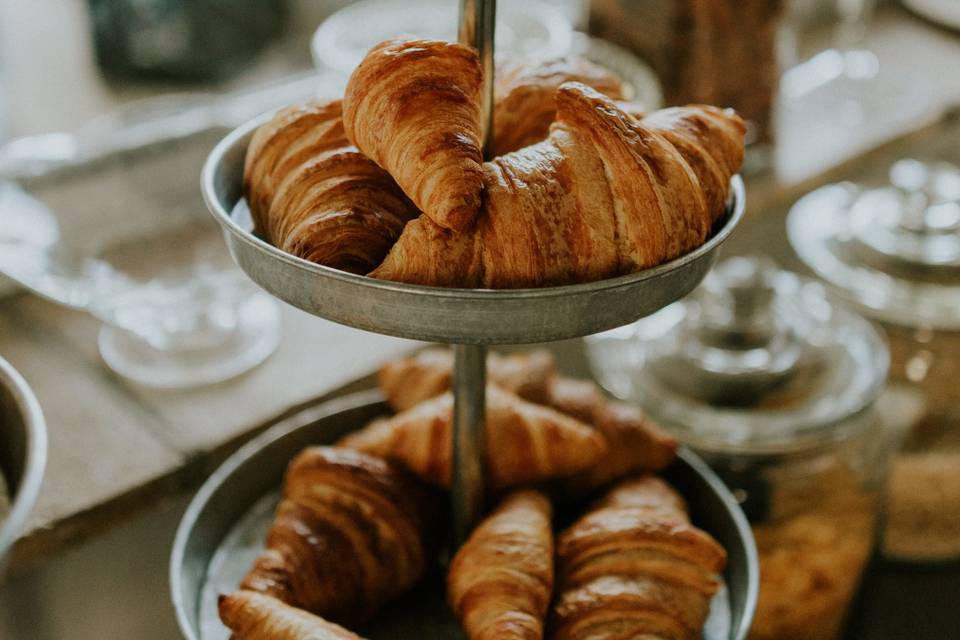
[201,114,745,345]
[170,390,759,640]
[0,356,47,570]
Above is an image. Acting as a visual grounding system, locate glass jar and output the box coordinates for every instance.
[788,158,960,562]
[586,256,894,640]
[588,0,784,169]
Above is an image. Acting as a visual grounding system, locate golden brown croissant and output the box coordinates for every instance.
[449,490,554,640]
[243,100,419,274]
[551,476,727,640]
[546,377,677,494]
[371,82,745,288]
[343,38,484,232]
[492,56,626,157]
[378,348,555,412]
[376,349,675,490]
[219,591,364,640]
[238,447,439,625]
[338,385,606,491]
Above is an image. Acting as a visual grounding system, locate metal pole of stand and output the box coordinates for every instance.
[451,344,487,547]
[459,0,496,159]
[451,0,495,548]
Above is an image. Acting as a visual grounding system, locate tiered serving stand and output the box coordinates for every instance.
[171,1,757,638]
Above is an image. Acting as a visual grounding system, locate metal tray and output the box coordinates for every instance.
[201,115,745,345]
[170,390,759,640]
[0,356,47,573]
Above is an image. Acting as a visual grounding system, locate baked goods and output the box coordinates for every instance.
[376,348,676,491]
[238,446,439,624]
[749,466,876,640]
[342,38,485,232]
[378,348,556,412]
[448,490,554,640]
[547,376,677,494]
[243,100,419,274]
[371,84,744,288]
[245,37,745,288]
[221,348,726,639]
[338,384,607,490]
[551,476,727,640]
[492,56,627,156]
[219,591,364,639]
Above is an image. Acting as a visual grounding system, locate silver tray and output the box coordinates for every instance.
[202,115,746,345]
[170,390,759,640]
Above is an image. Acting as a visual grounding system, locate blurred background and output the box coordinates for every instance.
[0,0,958,638]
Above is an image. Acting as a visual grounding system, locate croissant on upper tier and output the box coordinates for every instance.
[244,38,744,289]
[372,83,745,288]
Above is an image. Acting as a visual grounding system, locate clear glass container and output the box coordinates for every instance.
[586,256,894,640]
[788,159,960,562]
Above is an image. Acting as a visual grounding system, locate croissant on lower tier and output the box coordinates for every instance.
[376,348,676,492]
[338,384,607,491]
[551,476,727,640]
[378,348,556,412]
[372,82,745,288]
[219,591,364,640]
[448,490,554,640]
[236,447,440,626]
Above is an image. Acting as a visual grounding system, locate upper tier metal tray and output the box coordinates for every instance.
[201,114,745,344]
[169,390,759,640]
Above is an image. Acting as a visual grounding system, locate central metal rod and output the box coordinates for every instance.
[451,344,487,546]
[451,0,495,547]
[459,0,496,160]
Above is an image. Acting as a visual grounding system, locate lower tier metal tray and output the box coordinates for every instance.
[170,390,758,640]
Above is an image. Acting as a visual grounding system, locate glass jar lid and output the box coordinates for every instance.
[788,159,960,331]
[585,256,889,454]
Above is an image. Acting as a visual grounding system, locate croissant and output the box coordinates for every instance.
[238,447,439,625]
[343,38,484,232]
[243,99,419,273]
[546,377,677,494]
[219,591,364,640]
[338,384,606,490]
[379,348,555,412]
[493,56,626,156]
[551,476,727,640]
[448,490,554,640]
[371,82,745,288]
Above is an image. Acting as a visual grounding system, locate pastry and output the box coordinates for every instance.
[238,447,439,624]
[546,376,677,493]
[371,82,745,287]
[343,38,484,232]
[378,348,556,412]
[219,591,364,639]
[338,384,606,490]
[492,56,627,156]
[448,490,554,640]
[243,100,418,273]
[377,349,675,490]
[551,476,726,640]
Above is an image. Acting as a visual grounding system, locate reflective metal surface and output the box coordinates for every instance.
[201,115,745,345]
[0,356,47,570]
[170,391,758,640]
